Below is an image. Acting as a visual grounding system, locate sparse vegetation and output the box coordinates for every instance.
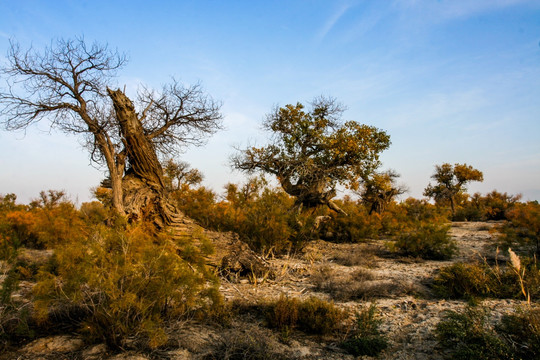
[436,306,511,360]
[497,307,540,359]
[393,223,456,260]
[433,250,540,301]
[342,304,388,357]
[436,305,540,360]
[265,296,346,335]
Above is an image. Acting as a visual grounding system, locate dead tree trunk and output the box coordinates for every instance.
[107,88,181,229]
[107,88,269,276]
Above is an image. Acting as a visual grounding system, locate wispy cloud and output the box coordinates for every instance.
[315,3,352,42]
[395,0,539,22]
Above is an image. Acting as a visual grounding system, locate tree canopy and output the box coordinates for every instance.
[232,97,391,215]
[424,163,484,215]
[360,170,407,215]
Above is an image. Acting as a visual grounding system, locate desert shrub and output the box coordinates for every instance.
[498,201,540,255]
[295,296,346,335]
[436,307,512,360]
[480,191,521,221]
[173,179,296,253]
[453,191,521,222]
[341,304,388,357]
[399,198,450,223]
[79,201,109,225]
[266,296,345,335]
[433,262,497,300]
[172,184,218,229]
[497,307,540,359]
[453,205,483,222]
[322,199,382,242]
[433,253,540,301]
[1,191,88,250]
[204,327,287,360]
[28,191,88,248]
[32,223,220,349]
[393,223,456,260]
[265,296,300,335]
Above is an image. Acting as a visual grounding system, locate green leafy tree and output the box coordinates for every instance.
[232,97,390,216]
[424,163,483,216]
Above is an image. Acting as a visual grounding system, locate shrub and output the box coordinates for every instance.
[436,307,512,360]
[174,179,296,253]
[266,296,345,335]
[497,307,540,359]
[498,201,540,255]
[32,223,220,349]
[393,223,456,260]
[480,191,521,221]
[204,326,287,360]
[322,200,382,242]
[341,304,388,357]
[433,262,497,300]
[433,253,540,301]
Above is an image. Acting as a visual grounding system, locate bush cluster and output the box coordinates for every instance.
[436,306,540,360]
[341,304,388,357]
[497,201,540,255]
[433,252,540,301]
[451,191,521,222]
[393,223,456,260]
[0,192,220,349]
[173,178,453,253]
[265,296,346,335]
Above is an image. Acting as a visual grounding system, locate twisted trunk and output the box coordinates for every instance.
[106,88,269,275]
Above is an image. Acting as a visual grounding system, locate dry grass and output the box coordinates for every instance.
[331,247,379,268]
[310,265,417,300]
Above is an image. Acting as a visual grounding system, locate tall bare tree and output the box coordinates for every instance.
[0,38,222,226]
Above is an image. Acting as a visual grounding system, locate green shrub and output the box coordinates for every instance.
[436,307,511,360]
[393,223,456,260]
[433,254,540,301]
[497,307,540,360]
[341,304,388,357]
[433,262,498,300]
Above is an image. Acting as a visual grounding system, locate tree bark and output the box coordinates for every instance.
[106,88,269,276]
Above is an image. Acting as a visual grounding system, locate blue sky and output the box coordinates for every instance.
[1,0,539,204]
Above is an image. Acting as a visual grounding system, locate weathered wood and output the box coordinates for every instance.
[107,88,270,276]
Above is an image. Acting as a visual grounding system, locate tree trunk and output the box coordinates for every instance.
[107,88,176,227]
[106,88,269,276]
